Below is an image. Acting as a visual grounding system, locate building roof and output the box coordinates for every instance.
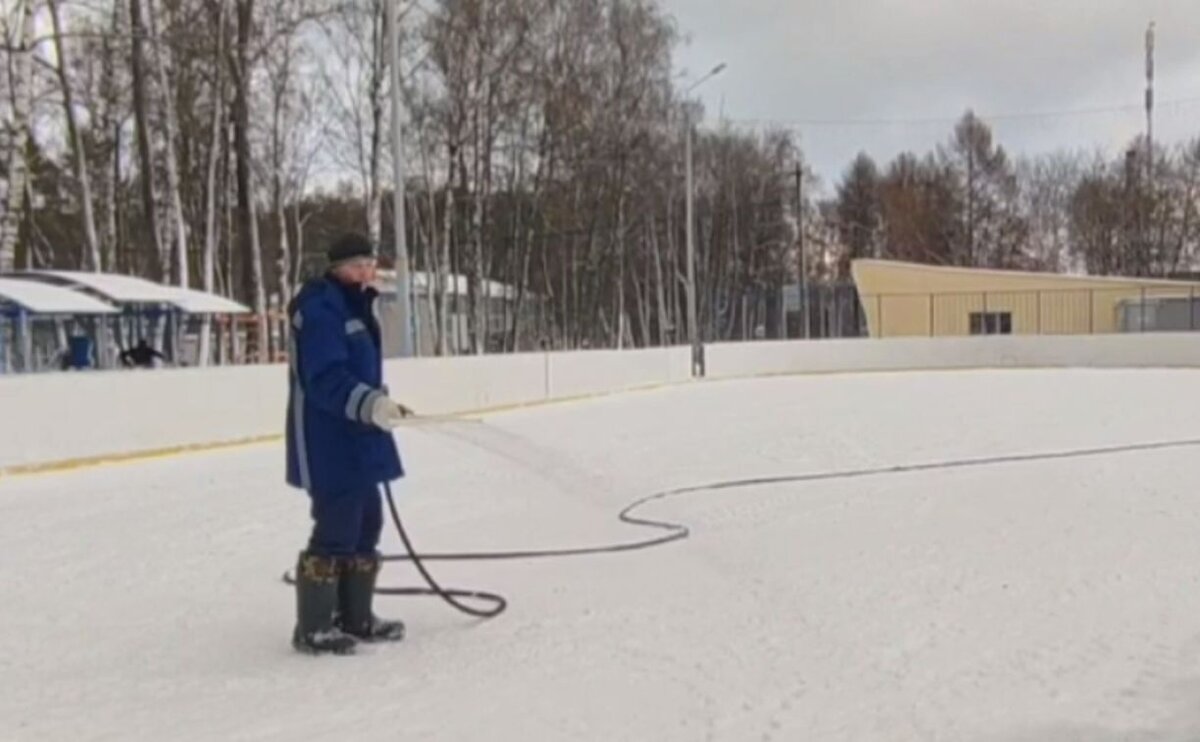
[5,271,250,314]
[0,277,119,315]
[852,259,1200,290]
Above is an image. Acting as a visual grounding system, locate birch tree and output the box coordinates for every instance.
[147,0,189,286]
[47,0,102,271]
[0,0,35,273]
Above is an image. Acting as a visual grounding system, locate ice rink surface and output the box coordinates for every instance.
[5,368,1200,741]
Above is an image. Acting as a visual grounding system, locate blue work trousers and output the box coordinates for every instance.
[306,486,383,557]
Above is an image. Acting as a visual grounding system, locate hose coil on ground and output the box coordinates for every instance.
[352,436,1200,620]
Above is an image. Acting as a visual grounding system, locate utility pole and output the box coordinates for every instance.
[1144,20,1155,275]
[388,0,415,357]
[683,62,726,377]
[1146,20,1155,183]
[685,109,701,374]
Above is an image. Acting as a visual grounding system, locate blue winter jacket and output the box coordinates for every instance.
[285,275,403,497]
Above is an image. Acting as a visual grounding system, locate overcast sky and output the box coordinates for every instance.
[660,0,1200,192]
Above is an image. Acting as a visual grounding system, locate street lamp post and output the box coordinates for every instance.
[684,63,725,378]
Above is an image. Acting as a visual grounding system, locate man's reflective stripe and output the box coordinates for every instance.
[288,334,312,491]
[360,389,385,425]
[346,383,372,422]
[345,319,366,335]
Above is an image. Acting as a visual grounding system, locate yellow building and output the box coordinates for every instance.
[850,259,1200,338]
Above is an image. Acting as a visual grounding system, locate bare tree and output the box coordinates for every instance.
[314,0,390,244]
[198,0,229,365]
[229,0,268,361]
[943,111,1026,268]
[1018,152,1085,272]
[128,0,167,277]
[95,0,126,274]
[0,0,35,273]
[835,152,882,279]
[147,0,189,287]
[1069,156,1123,275]
[47,0,102,272]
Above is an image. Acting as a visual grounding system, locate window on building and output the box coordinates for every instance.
[969,311,1012,335]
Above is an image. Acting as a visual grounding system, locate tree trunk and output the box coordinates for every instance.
[413,189,437,354]
[276,204,291,314]
[439,145,456,355]
[99,0,123,274]
[666,192,681,344]
[232,0,268,362]
[147,0,189,288]
[48,0,102,273]
[722,191,741,339]
[616,192,626,349]
[506,121,545,353]
[0,0,34,273]
[417,128,442,354]
[464,115,484,354]
[222,117,236,362]
[291,202,310,292]
[270,33,294,345]
[366,0,385,245]
[966,144,975,265]
[650,213,668,346]
[470,185,485,354]
[199,0,227,366]
[633,224,651,346]
[129,0,166,278]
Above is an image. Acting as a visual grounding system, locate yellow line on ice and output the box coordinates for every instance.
[0,380,682,479]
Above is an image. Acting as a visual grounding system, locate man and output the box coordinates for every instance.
[119,339,165,369]
[286,233,413,655]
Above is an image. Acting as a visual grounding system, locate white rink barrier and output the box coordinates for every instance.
[704,334,1200,379]
[383,352,548,416]
[0,347,689,472]
[547,348,692,400]
[4,335,1200,473]
[0,363,289,473]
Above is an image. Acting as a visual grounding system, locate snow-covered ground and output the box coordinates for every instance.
[5,368,1200,741]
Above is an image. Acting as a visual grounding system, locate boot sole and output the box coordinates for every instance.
[292,642,357,656]
[352,632,405,644]
[337,619,405,644]
[292,636,358,656]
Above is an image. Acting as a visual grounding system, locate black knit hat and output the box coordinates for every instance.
[326,233,376,267]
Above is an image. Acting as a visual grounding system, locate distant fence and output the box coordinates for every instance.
[855,287,1200,338]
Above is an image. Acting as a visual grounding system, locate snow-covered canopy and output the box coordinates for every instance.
[0,277,119,315]
[6,271,250,314]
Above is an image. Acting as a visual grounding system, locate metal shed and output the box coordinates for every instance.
[0,277,121,373]
[1,271,250,371]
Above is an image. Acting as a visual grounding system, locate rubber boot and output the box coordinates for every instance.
[336,553,405,643]
[292,552,357,655]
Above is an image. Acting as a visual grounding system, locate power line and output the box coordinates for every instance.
[727,95,1200,129]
